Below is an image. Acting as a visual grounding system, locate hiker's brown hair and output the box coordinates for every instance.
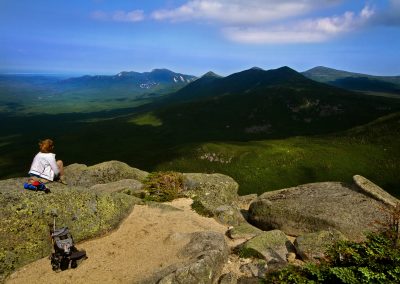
[39,139,54,153]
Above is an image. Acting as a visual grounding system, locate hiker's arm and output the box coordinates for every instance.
[49,155,60,176]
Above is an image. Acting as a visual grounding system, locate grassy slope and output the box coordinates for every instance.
[154,113,400,197]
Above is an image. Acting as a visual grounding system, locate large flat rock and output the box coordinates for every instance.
[65,161,148,187]
[248,182,387,241]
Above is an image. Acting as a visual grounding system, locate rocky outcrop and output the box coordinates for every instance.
[143,231,228,284]
[183,173,245,225]
[248,182,387,241]
[353,175,399,207]
[89,178,143,194]
[1,162,396,284]
[239,230,295,265]
[65,161,148,187]
[294,229,347,262]
[0,178,139,282]
[227,223,263,240]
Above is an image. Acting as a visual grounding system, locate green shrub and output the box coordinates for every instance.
[264,204,400,283]
[143,171,184,202]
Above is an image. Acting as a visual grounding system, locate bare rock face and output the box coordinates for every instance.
[294,229,347,262]
[64,161,148,187]
[89,178,143,194]
[227,223,263,240]
[353,175,399,207]
[248,182,387,241]
[239,230,295,265]
[183,173,245,225]
[143,231,228,284]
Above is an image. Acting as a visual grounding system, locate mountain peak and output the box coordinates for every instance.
[249,66,264,71]
[202,71,221,78]
[150,68,174,74]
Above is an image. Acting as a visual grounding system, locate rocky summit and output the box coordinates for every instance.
[0,160,398,283]
[248,181,392,241]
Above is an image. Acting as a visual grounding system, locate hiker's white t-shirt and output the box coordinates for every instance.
[29,152,60,181]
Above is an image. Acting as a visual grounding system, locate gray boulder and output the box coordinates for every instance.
[183,173,243,225]
[144,231,228,284]
[239,261,268,278]
[90,178,143,194]
[294,230,347,262]
[227,223,263,240]
[214,205,245,226]
[239,230,295,264]
[65,161,148,187]
[248,182,387,241]
[353,175,399,207]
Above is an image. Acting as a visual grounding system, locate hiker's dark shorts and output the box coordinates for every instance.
[29,173,59,181]
[29,173,42,178]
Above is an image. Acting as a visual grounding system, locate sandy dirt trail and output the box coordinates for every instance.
[7,198,228,284]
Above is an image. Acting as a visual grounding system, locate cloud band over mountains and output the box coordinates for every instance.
[90,0,398,44]
[222,6,374,44]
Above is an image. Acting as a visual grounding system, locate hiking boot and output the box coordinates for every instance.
[59,176,68,185]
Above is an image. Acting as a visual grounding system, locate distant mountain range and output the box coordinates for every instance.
[61,68,197,94]
[1,66,400,116]
[302,66,400,95]
[141,66,400,141]
[0,69,198,112]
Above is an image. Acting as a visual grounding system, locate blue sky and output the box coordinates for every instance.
[0,0,399,76]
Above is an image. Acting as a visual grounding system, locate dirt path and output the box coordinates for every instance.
[6,199,228,284]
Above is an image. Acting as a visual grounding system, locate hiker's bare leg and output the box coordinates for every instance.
[57,160,65,177]
[57,160,67,184]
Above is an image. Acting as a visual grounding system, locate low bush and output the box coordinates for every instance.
[143,171,184,202]
[265,204,400,283]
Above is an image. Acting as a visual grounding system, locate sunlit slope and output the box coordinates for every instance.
[154,112,400,196]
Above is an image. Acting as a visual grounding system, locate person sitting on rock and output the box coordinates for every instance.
[29,139,67,184]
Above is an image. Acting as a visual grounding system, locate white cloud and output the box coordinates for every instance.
[91,10,144,22]
[151,0,339,24]
[112,10,145,22]
[224,6,374,44]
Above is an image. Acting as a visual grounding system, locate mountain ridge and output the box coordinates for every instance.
[61,68,197,92]
[165,66,317,103]
[303,66,400,95]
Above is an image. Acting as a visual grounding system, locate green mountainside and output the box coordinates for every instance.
[0,66,399,195]
[303,66,400,95]
[153,112,400,196]
[149,66,398,141]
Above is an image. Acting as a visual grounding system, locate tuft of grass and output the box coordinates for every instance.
[142,171,184,202]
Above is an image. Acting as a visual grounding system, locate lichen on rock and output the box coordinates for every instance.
[65,160,148,187]
[248,182,387,241]
[183,173,244,225]
[0,161,146,282]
